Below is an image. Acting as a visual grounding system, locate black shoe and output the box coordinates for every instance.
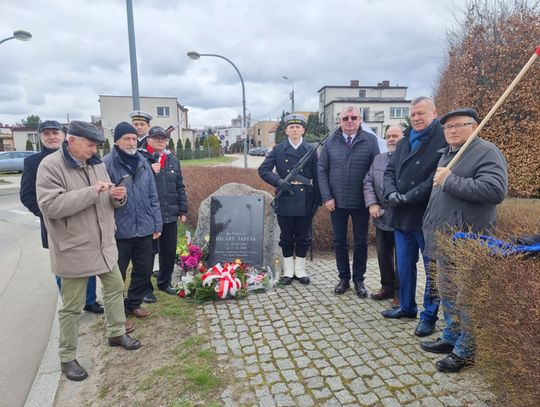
[420,338,454,354]
[436,353,474,373]
[142,293,157,304]
[61,360,88,381]
[334,280,350,294]
[108,333,141,350]
[381,308,417,319]
[354,281,368,298]
[414,320,436,337]
[280,276,293,285]
[83,302,104,314]
[297,276,310,285]
[159,286,178,295]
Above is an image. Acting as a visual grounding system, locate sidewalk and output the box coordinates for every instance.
[0,174,22,195]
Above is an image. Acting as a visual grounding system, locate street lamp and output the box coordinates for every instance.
[0,30,32,46]
[282,76,295,113]
[187,51,248,168]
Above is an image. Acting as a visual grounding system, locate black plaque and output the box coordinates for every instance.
[208,195,264,266]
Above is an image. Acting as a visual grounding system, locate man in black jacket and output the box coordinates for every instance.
[20,120,103,314]
[140,126,188,299]
[318,106,380,297]
[382,97,447,337]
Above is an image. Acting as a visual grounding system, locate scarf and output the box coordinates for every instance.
[146,145,167,169]
[409,119,439,151]
[114,145,140,175]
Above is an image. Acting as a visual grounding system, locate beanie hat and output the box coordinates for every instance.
[114,121,138,142]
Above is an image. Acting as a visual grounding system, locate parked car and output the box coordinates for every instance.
[248,147,266,156]
[0,151,38,172]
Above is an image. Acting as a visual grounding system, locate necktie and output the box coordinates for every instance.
[346,136,352,148]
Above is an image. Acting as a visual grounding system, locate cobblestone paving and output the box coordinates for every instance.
[197,259,494,407]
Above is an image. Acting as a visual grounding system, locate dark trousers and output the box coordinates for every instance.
[375,228,399,294]
[117,235,154,311]
[330,206,369,282]
[277,215,313,257]
[147,221,178,292]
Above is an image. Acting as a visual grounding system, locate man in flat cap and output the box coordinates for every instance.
[21,120,104,314]
[382,96,446,338]
[139,126,188,301]
[318,106,380,297]
[103,122,162,317]
[259,114,321,285]
[36,120,141,382]
[129,110,152,148]
[420,108,507,372]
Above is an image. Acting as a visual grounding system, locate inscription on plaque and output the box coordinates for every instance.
[208,195,264,266]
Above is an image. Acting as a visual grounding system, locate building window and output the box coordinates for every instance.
[27,133,38,144]
[359,90,366,98]
[257,129,261,136]
[370,127,378,135]
[390,107,409,119]
[157,106,170,117]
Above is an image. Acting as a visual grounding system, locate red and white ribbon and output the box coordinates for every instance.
[201,263,242,299]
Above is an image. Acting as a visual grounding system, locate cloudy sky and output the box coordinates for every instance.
[0,0,465,128]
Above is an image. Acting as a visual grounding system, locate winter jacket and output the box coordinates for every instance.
[423,137,508,258]
[318,128,380,209]
[383,121,447,231]
[140,148,188,223]
[20,146,56,248]
[36,142,125,278]
[258,139,321,216]
[363,152,394,231]
[103,147,162,239]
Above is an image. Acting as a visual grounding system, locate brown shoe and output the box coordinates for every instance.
[125,319,135,334]
[128,307,152,319]
[371,288,393,301]
[61,360,88,381]
[391,295,400,308]
[108,333,141,350]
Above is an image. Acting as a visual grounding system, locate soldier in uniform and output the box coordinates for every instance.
[129,110,152,148]
[258,114,321,285]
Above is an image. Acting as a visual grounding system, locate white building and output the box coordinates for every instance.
[214,115,244,151]
[318,80,410,136]
[99,95,192,145]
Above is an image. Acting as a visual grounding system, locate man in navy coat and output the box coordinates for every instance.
[259,114,321,285]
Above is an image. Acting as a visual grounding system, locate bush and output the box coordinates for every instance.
[182,166,375,251]
[436,199,540,407]
[25,139,34,151]
[185,138,192,150]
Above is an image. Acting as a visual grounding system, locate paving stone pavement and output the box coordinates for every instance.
[197,258,494,407]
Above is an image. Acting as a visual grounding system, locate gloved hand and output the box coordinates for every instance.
[277,179,294,195]
[385,192,407,207]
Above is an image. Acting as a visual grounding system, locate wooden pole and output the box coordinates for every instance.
[446,45,540,170]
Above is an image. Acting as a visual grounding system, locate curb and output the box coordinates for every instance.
[24,296,61,407]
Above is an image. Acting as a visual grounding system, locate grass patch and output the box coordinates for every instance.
[181,156,236,167]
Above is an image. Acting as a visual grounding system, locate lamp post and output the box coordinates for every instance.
[126,0,140,110]
[0,30,32,46]
[187,51,248,168]
[282,75,295,113]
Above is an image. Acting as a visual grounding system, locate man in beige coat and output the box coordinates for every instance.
[36,121,142,382]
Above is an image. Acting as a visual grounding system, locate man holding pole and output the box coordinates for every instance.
[420,108,508,372]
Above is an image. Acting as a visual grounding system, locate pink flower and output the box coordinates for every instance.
[184,256,198,270]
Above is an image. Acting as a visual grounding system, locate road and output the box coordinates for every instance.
[0,187,58,407]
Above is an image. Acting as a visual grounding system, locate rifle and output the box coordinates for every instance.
[269,127,337,209]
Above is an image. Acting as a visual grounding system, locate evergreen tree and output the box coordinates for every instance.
[25,139,34,151]
[275,110,290,144]
[19,114,40,128]
[194,137,200,150]
[168,138,175,154]
[185,138,192,150]
[103,139,111,155]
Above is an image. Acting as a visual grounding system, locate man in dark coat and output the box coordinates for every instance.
[140,126,188,300]
[420,108,508,372]
[382,96,447,338]
[259,114,321,284]
[20,120,103,314]
[103,122,162,319]
[318,106,380,297]
[363,125,403,305]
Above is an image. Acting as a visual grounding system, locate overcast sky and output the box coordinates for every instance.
[0,0,465,128]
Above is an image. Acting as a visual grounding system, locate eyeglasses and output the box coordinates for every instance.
[341,116,358,122]
[442,122,475,131]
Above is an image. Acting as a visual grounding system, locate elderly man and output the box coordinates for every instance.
[420,108,508,372]
[318,106,380,296]
[103,122,162,318]
[259,114,321,285]
[20,120,103,314]
[36,121,141,382]
[129,110,152,148]
[382,96,447,338]
[363,125,403,305]
[140,126,188,299]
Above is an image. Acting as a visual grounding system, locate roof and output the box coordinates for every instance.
[318,85,408,92]
[324,98,411,108]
